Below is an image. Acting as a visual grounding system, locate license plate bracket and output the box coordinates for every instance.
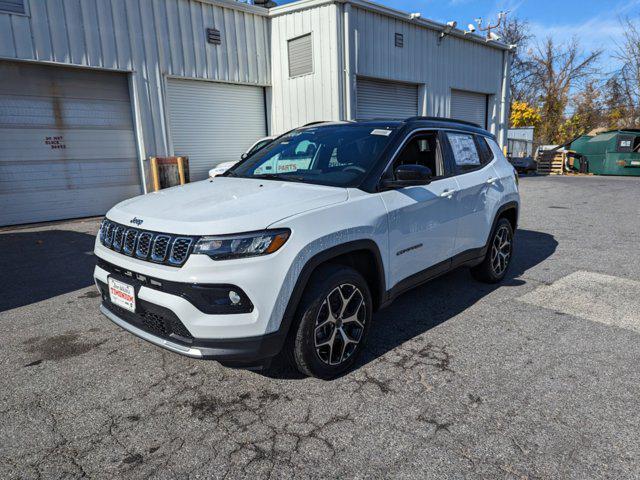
[108,277,136,313]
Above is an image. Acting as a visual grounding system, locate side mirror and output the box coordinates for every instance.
[240,152,248,161]
[381,164,433,189]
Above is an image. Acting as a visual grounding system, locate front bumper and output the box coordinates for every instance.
[100,303,284,363]
[94,256,288,364]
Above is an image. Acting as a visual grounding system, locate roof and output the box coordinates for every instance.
[299,117,493,136]
[270,0,511,51]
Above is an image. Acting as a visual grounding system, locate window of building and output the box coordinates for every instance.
[0,0,25,14]
[288,33,313,78]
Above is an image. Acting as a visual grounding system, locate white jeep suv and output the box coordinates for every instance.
[94,118,519,379]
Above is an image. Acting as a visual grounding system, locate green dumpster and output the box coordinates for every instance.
[570,130,640,176]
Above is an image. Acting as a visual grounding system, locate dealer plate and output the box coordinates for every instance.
[108,277,136,312]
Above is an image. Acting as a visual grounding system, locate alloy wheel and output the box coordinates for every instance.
[314,284,366,366]
[491,225,512,276]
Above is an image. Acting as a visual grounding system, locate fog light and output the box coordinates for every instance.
[229,290,241,305]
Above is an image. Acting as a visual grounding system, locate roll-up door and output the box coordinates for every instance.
[0,61,140,227]
[166,79,267,181]
[450,89,488,128]
[356,77,419,120]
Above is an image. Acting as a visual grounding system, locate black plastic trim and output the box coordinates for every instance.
[97,259,254,315]
[272,240,386,351]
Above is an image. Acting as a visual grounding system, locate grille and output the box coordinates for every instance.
[136,232,153,259]
[123,229,138,255]
[113,225,126,251]
[98,281,194,343]
[151,235,171,262]
[99,219,198,267]
[169,238,193,265]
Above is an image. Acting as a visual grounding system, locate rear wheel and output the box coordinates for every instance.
[288,265,372,379]
[471,218,514,283]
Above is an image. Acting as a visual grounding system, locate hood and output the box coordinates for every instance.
[106,177,348,235]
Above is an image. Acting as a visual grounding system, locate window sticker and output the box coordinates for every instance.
[371,129,392,136]
[447,133,480,166]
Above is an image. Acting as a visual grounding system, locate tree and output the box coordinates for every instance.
[528,38,602,144]
[497,17,536,103]
[612,17,640,128]
[510,100,541,127]
[560,81,604,139]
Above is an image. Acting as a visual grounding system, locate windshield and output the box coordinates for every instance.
[246,138,273,156]
[227,125,398,187]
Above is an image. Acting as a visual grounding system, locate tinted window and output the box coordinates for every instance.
[475,136,495,164]
[393,132,443,177]
[447,132,481,172]
[228,125,398,187]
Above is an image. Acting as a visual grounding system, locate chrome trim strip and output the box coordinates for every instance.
[100,304,203,358]
[168,237,193,265]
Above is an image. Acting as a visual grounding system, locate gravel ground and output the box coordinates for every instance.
[1,175,639,479]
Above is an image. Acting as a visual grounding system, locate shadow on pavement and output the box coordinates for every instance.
[265,228,558,379]
[0,229,97,312]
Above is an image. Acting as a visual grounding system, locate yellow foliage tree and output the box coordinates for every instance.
[510,101,541,128]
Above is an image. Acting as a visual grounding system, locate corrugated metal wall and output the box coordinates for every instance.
[0,0,270,171]
[351,6,505,137]
[270,3,342,134]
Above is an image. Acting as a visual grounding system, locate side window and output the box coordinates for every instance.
[475,136,495,165]
[393,132,443,177]
[446,132,481,173]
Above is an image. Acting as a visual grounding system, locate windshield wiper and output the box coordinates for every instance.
[253,173,306,182]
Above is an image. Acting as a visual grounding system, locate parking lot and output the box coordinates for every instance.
[1,175,639,479]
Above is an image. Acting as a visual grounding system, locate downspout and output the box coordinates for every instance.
[498,47,512,148]
[343,2,353,120]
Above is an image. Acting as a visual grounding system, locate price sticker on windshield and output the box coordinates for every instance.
[371,129,392,136]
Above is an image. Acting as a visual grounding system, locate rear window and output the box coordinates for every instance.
[476,135,495,164]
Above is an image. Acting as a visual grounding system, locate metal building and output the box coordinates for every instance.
[0,0,510,226]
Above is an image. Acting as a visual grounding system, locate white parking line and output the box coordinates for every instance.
[518,271,640,332]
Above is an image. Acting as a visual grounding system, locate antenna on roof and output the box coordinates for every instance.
[470,11,507,42]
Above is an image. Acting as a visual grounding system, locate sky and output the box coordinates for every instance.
[280,0,640,72]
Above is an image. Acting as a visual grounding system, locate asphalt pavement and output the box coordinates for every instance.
[1,175,639,479]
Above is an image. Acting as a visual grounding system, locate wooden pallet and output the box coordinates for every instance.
[537,151,565,175]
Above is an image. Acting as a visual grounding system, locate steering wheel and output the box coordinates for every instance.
[343,165,366,174]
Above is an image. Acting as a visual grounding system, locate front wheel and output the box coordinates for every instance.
[288,265,372,379]
[471,218,514,283]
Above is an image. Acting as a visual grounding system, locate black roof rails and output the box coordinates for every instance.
[404,116,481,128]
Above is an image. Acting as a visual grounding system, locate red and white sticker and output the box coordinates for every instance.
[108,278,136,312]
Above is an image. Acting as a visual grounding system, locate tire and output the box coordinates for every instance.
[287,264,372,379]
[471,218,514,284]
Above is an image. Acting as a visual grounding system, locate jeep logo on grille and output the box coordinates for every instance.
[130,217,143,226]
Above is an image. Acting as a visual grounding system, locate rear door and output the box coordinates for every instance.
[444,131,502,255]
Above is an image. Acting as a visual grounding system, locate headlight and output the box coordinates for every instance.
[193,229,290,260]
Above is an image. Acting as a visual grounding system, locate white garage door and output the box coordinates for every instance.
[451,89,488,128]
[166,79,267,181]
[0,62,141,227]
[356,77,419,120]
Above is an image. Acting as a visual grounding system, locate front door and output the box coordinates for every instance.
[380,131,460,288]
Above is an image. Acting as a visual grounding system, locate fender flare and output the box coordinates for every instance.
[275,239,386,343]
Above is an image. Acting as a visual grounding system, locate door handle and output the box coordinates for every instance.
[486,177,498,185]
[440,189,456,198]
